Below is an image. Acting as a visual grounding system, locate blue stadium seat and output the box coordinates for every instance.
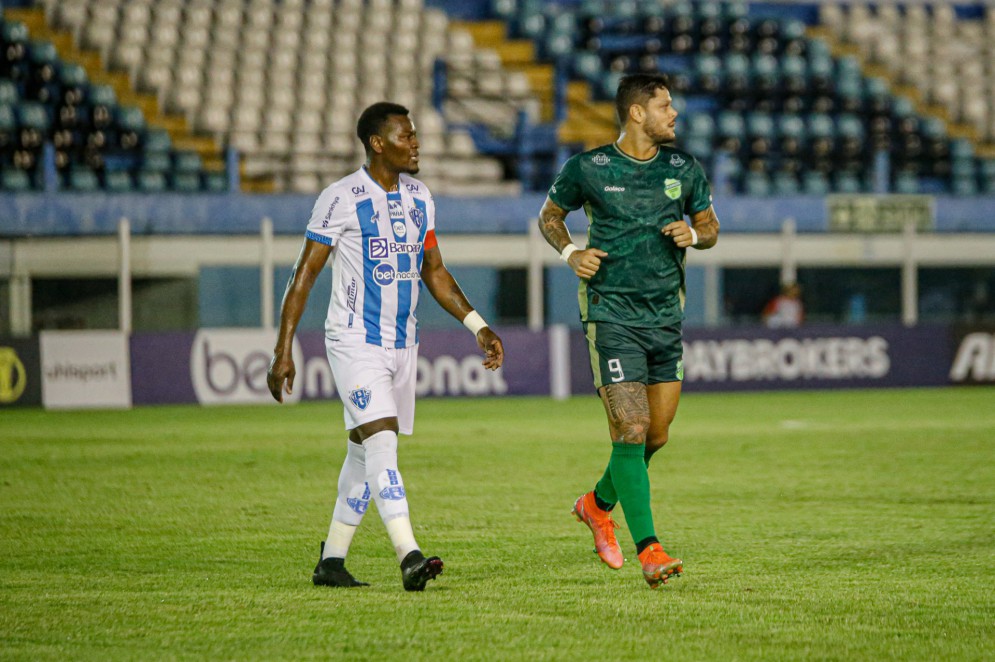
[807,113,834,140]
[743,171,771,196]
[894,171,918,194]
[142,151,171,173]
[716,110,745,138]
[143,129,172,152]
[16,101,49,132]
[136,170,167,193]
[0,80,19,106]
[746,112,774,139]
[802,171,829,195]
[203,172,228,193]
[686,112,714,140]
[1,168,31,191]
[66,167,99,192]
[834,172,863,193]
[173,151,203,174]
[772,171,800,195]
[683,135,712,161]
[88,84,118,108]
[778,114,806,141]
[172,172,201,192]
[117,106,145,131]
[104,170,133,193]
[952,175,977,196]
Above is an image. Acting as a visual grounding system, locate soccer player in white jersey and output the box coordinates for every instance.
[266,102,504,591]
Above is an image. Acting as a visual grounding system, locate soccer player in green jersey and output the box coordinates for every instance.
[539,73,720,588]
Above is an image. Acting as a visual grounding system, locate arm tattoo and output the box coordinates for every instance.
[602,382,650,445]
[691,206,720,249]
[538,201,574,253]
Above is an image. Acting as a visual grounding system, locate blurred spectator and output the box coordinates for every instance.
[763,282,804,328]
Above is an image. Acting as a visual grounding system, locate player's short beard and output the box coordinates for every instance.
[644,116,673,145]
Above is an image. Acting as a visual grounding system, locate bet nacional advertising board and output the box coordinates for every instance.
[129,328,550,406]
[11,324,992,409]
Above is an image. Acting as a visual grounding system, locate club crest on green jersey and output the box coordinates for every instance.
[664,178,682,200]
[592,153,610,165]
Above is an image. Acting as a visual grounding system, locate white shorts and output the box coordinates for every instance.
[325,337,418,435]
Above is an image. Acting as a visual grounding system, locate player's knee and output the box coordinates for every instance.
[615,420,648,445]
[354,417,399,441]
[646,434,669,454]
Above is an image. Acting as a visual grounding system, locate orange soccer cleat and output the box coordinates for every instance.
[572,491,624,569]
[638,543,682,588]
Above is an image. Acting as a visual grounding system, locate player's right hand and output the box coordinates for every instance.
[266,353,296,403]
[568,247,608,279]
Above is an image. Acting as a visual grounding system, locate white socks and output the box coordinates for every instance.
[322,430,420,563]
[323,441,368,560]
[364,430,419,562]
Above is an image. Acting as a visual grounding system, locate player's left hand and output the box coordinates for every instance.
[476,327,504,370]
[662,221,696,248]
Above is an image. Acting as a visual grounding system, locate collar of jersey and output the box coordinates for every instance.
[360,166,400,194]
[611,142,661,165]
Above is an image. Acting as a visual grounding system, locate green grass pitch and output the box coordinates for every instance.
[2,387,994,661]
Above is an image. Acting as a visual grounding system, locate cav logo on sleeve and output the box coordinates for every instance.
[369,237,389,260]
[664,178,682,200]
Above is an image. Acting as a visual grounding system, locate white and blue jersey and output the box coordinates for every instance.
[305,167,437,348]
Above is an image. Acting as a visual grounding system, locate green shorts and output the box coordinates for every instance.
[584,321,684,389]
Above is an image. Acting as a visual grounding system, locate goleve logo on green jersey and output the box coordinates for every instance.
[664,178,682,200]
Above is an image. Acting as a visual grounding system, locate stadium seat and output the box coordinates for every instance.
[66,167,99,192]
[136,170,167,193]
[104,170,134,193]
[0,168,32,191]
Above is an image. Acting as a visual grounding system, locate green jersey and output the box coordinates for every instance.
[548,143,712,328]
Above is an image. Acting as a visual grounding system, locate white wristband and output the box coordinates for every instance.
[689,227,699,246]
[462,310,488,336]
[560,243,579,261]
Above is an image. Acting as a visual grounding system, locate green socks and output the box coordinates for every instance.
[603,442,656,546]
[594,446,657,508]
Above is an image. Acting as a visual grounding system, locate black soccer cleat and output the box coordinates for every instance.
[312,542,369,588]
[400,550,444,592]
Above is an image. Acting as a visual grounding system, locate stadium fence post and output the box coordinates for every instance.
[549,324,570,400]
[902,220,918,327]
[527,218,544,331]
[117,217,131,334]
[780,217,797,286]
[260,217,274,330]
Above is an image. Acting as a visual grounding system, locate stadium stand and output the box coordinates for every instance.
[33,0,523,195]
[0,4,226,192]
[482,0,995,195]
[2,0,994,196]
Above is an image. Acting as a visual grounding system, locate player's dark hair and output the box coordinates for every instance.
[357,102,410,153]
[614,73,670,127]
